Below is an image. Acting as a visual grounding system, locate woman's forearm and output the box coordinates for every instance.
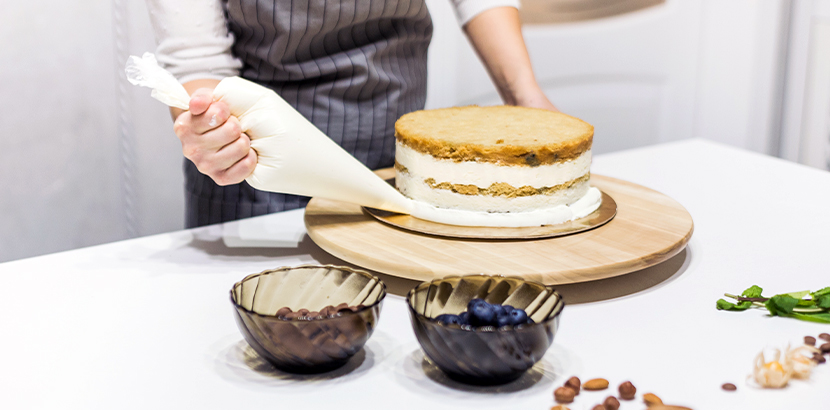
[463,7,556,110]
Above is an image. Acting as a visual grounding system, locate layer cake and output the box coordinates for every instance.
[395,106,597,221]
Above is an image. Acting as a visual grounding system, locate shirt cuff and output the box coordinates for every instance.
[154,36,243,84]
[452,0,521,26]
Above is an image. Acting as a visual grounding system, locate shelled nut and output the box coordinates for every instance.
[603,395,620,410]
[584,378,609,391]
[644,392,663,406]
[554,387,576,403]
[564,376,581,394]
[618,381,636,400]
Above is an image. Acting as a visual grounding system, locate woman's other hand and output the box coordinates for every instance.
[172,87,257,186]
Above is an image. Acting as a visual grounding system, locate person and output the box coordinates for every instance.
[146,0,557,228]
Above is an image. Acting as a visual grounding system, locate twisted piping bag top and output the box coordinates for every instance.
[126,53,414,214]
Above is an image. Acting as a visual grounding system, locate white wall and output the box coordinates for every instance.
[0,0,183,263]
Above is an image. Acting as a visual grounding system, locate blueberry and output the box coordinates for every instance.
[458,312,470,325]
[469,301,497,326]
[467,298,488,311]
[491,304,506,316]
[508,308,528,325]
[502,305,515,314]
[435,314,462,325]
[496,313,512,327]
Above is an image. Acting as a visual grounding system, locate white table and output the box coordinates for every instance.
[2,139,829,410]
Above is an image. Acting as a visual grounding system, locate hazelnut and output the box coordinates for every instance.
[583,378,609,391]
[603,395,620,410]
[643,393,663,406]
[721,383,737,391]
[554,387,576,403]
[275,307,292,318]
[335,302,350,312]
[319,305,334,317]
[550,406,570,410]
[805,336,817,346]
[618,381,636,400]
[592,406,607,410]
[564,376,581,394]
[819,333,830,342]
[820,342,830,353]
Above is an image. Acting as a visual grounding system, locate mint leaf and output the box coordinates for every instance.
[781,290,810,300]
[811,287,830,299]
[766,295,800,316]
[779,311,830,324]
[717,298,752,311]
[816,295,830,309]
[742,285,763,298]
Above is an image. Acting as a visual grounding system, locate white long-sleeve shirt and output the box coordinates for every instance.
[146,0,519,84]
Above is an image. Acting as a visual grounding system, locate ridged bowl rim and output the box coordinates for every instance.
[405,274,564,333]
[230,264,387,321]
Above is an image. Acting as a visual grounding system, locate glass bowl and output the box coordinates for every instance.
[406,274,564,384]
[230,265,386,373]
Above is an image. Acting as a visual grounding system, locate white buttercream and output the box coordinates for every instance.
[406,187,602,227]
[396,142,592,188]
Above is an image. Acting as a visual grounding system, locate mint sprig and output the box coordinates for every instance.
[717,285,830,324]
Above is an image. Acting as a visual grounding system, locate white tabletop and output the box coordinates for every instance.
[2,139,829,410]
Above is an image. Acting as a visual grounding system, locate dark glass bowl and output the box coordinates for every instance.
[230,265,386,373]
[406,275,564,385]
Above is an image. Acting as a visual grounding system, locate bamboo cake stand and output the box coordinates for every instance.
[305,169,693,285]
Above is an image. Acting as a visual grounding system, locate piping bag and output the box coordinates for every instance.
[125,53,414,214]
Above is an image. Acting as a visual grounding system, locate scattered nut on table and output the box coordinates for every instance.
[818,333,830,342]
[721,383,737,391]
[564,376,581,394]
[646,406,693,410]
[583,378,609,391]
[591,405,606,410]
[550,405,570,410]
[805,336,817,346]
[554,387,576,403]
[644,392,664,406]
[603,395,620,410]
[618,381,636,400]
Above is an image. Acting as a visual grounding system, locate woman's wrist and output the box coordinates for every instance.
[502,78,558,111]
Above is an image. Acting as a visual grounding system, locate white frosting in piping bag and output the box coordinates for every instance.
[125,53,601,228]
[127,53,411,214]
[212,77,413,214]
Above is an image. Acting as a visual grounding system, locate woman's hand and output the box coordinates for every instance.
[513,86,558,112]
[173,87,257,186]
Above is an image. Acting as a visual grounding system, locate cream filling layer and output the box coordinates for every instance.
[405,187,603,228]
[397,170,590,213]
[395,142,592,189]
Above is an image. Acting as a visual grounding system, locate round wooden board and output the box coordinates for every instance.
[305,169,694,285]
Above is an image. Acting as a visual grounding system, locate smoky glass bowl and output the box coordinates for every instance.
[407,274,564,385]
[230,265,386,373]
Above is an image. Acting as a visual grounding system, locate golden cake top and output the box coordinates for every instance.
[395,105,593,166]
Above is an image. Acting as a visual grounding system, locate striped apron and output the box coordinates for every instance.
[184,0,433,228]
